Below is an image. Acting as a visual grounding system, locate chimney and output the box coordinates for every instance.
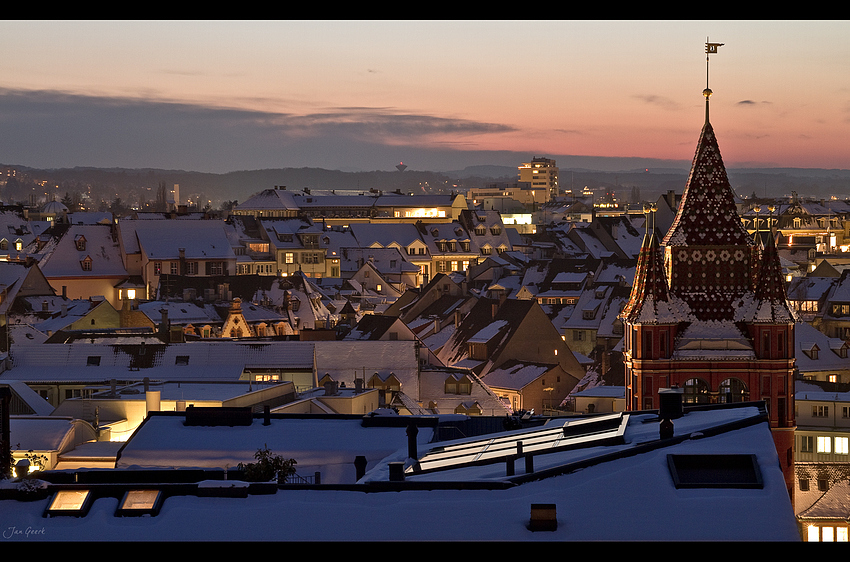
[160,308,169,336]
[60,303,68,317]
[323,380,338,396]
[406,423,419,461]
[658,386,684,440]
[354,455,368,481]
[146,389,161,415]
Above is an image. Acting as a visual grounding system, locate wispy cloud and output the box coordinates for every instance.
[0,88,518,172]
[737,99,772,106]
[632,94,681,111]
[553,128,586,136]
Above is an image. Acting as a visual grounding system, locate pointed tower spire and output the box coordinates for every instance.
[661,120,750,248]
[621,205,690,324]
[738,232,795,323]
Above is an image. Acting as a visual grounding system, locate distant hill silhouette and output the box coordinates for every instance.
[3,162,850,209]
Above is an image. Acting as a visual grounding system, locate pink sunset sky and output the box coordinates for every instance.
[0,20,847,173]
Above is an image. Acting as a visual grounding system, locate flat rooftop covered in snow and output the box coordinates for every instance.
[0,402,800,541]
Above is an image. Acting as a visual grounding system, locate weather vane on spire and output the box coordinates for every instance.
[704,38,724,122]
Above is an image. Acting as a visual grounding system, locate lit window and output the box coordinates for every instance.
[116,489,164,517]
[817,436,832,454]
[837,437,849,455]
[46,489,93,516]
[823,526,835,542]
[809,525,820,542]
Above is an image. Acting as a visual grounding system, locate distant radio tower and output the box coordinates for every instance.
[396,162,408,172]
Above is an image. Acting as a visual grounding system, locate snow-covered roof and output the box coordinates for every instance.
[570,385,625,398]
[132,221,235,260]
[116,413,436,479]
[236,188,299,211]
[0,403,799,541]
[9,416,94,452]
[480,361,553,390]
[38,224,127,278]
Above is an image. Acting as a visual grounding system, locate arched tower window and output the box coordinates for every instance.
[719,378,749,404]
[683,378,710,404]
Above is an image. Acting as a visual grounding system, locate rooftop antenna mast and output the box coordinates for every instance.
[704,37,724,123]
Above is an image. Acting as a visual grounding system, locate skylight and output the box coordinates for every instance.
[408,413,628,475]
[667,454,764,489]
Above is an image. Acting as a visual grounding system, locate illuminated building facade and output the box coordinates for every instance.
[518,157,559,199]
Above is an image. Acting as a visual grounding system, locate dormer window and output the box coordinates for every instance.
[75,235,86,251]
[802,343,820,360]
[475,226,486,236]
[81,256,92,271]
[0,239,7,250]
[490,226,502,235]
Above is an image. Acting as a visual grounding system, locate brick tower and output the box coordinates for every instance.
[621,44,797,497]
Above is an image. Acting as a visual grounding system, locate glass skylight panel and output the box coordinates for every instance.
[410,413,627,474]
[116,489,164,516]
[45,489,93,517]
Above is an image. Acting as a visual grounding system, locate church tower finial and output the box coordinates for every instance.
[704,38,724,123]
